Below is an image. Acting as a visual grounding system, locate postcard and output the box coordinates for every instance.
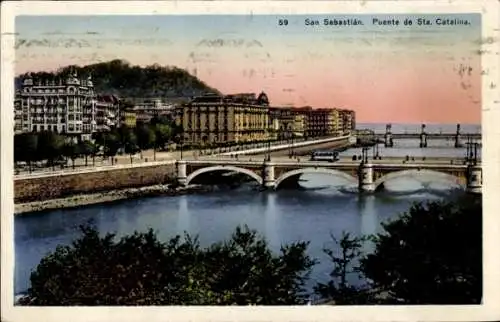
[1,1,499,322]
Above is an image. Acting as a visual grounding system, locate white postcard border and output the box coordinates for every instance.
[1,1,499,321]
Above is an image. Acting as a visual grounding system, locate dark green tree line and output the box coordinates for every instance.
[17,59,220,99]
[19,225,315,306]
[14,118,179,169]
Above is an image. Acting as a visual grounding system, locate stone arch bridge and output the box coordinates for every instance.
[176,159,482,194]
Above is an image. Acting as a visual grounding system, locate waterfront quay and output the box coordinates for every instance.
[14,132,482,210]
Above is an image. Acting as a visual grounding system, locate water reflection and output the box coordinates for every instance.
[359,195,377,254]
[176,195,190,234]
[264,193,280,250]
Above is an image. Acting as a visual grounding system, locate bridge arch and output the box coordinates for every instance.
[185,165,263,186]
[373,169,464,191]
[274,168,357,190]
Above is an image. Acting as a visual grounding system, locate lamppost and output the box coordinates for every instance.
[266,138,271,162]
[465,135,473,164]
[361,147,369,164]
[472,141,479,165]
[180,133,184,160]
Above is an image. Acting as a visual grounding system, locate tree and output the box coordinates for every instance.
[121,129,139,163]
[153,123,172,151]
[19,225,315,306]
[103,131,121,163]
[18,60,220,99]
[315,232,372,304]
[360,195,482,304]
[62,141,80,170]
[150,115,172,126]
[135,125,156,158]
[78,141,94,166]
[36,131,65,170]
[14,133,38,172]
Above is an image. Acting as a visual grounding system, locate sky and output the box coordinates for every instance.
[15,14,482,124]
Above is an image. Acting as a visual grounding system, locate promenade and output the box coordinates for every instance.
[14,136,349,178]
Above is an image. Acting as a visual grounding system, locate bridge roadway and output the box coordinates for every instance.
[206,155,471,164]
[177,158,483,194]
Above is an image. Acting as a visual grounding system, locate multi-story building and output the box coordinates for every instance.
[131,98,176,124]
[268,107,295,140]
[292,107,356,137]
[294,107,330,138]
[95,94,120,131]
[291,112,306,138]
[15,72,97,140]
[120,109,137,128]
[325,108,342,136]
[175,92,270,146]
[339,109,356,134]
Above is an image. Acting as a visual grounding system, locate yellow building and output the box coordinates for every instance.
[120,110,137,128]
[325,108,341,136]
[339,109,356,134]
[175,92,271,146]
[292,113,305,137]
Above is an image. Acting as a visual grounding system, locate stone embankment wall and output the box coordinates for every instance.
[14,164,177,203]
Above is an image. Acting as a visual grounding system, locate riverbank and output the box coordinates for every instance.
[14,184,209,215]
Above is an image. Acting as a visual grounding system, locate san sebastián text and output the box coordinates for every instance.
[305,18,364,26]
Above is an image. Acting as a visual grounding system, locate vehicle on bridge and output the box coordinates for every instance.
[310,150,339,162]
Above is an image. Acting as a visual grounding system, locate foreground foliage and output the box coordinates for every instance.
[361,195,482,304]
[19,226,315,306]
[316,194,482,305]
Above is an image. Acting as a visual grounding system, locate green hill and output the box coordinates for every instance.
[16,59,221,99]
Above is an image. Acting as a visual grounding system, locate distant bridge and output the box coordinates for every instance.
[357,123,481,148]
[372,133,482,140]
[176,159,482,194]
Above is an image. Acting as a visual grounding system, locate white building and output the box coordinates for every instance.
[95,95,120,131]
[131,98,176,123]
[14,72,97,140]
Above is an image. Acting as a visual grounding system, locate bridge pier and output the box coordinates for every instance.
[419,124,428,148]
[263,162,275,189]
[454,123,462,148]
[358,163,375,193]
[466,165,482,194]
[384,124,394,148]
[177,160,187,186]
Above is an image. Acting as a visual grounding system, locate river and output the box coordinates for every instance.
[14,123,481,298]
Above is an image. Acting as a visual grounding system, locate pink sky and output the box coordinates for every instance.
[15,15,482,124]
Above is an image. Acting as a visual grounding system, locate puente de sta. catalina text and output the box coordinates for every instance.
[304,17,470,26]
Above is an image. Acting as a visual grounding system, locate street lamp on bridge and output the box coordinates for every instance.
[465,135,479,165]
[360,147,369,164]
